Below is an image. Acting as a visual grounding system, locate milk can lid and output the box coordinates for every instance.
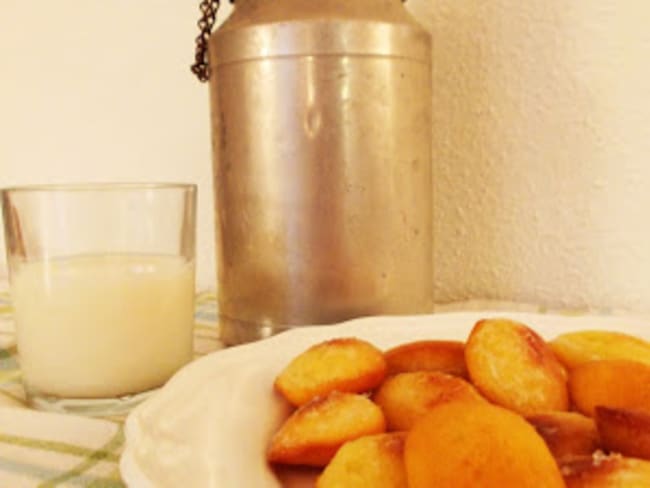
[208,0,431,66]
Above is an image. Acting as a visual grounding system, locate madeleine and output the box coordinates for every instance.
[569,360,650,417]
[465,318,568,415]
[275,337,387,406]
[373,371,485,431]
[317,433,407,488]
[404,401,564,488]
[268,391,386,467]
[526,411,600,462]
[384,340,468,378]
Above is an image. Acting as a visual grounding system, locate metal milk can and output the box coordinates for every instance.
[192,0,432,344]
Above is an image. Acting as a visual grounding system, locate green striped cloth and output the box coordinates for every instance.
[0,289,221,488]
[0,288,610,487]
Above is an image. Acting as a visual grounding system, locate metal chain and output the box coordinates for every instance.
[191,0,221,82]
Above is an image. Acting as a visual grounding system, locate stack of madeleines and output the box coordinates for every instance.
[267,318,650,487]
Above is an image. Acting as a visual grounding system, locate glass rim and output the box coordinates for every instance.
[0,182,197,194]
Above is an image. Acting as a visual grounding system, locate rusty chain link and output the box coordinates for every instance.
[191,0,221,82]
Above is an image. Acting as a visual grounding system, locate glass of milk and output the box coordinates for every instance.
[1,183,196,416]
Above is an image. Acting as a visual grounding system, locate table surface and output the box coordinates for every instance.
[0,289,223,488]
[0,287,624,487]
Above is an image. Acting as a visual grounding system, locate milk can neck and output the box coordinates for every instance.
[233,0,406,14]
[233,0,262,7]
[213,0,429,65]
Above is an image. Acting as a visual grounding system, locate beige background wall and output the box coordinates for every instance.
[422,1,650,311]
[0,1,216,287]
[2,1,650,311]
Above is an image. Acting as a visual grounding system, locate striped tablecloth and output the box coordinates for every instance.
[0,290,222,488]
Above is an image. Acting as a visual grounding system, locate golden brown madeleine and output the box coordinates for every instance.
[267,391,386,467]
[373,371,485,431]
[275,338,387,406]
[404,401,564,488]
[596,406,650,460]
[526,411,600,462]
[569,360,650,417]
[317,433,408,488]
[550,330,650,370]
[465,318,569,415]
[384,340,468,378]
[561,453,650,487]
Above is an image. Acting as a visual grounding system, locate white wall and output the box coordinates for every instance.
[2,1,650,312]
[424,1,650,311]
[0,0,222,289]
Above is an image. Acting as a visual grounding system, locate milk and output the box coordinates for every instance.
[11,254,195,398]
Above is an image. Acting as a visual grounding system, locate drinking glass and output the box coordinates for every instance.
[1,183,196,416]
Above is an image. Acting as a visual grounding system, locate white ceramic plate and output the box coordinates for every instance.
[120,311,650,488]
